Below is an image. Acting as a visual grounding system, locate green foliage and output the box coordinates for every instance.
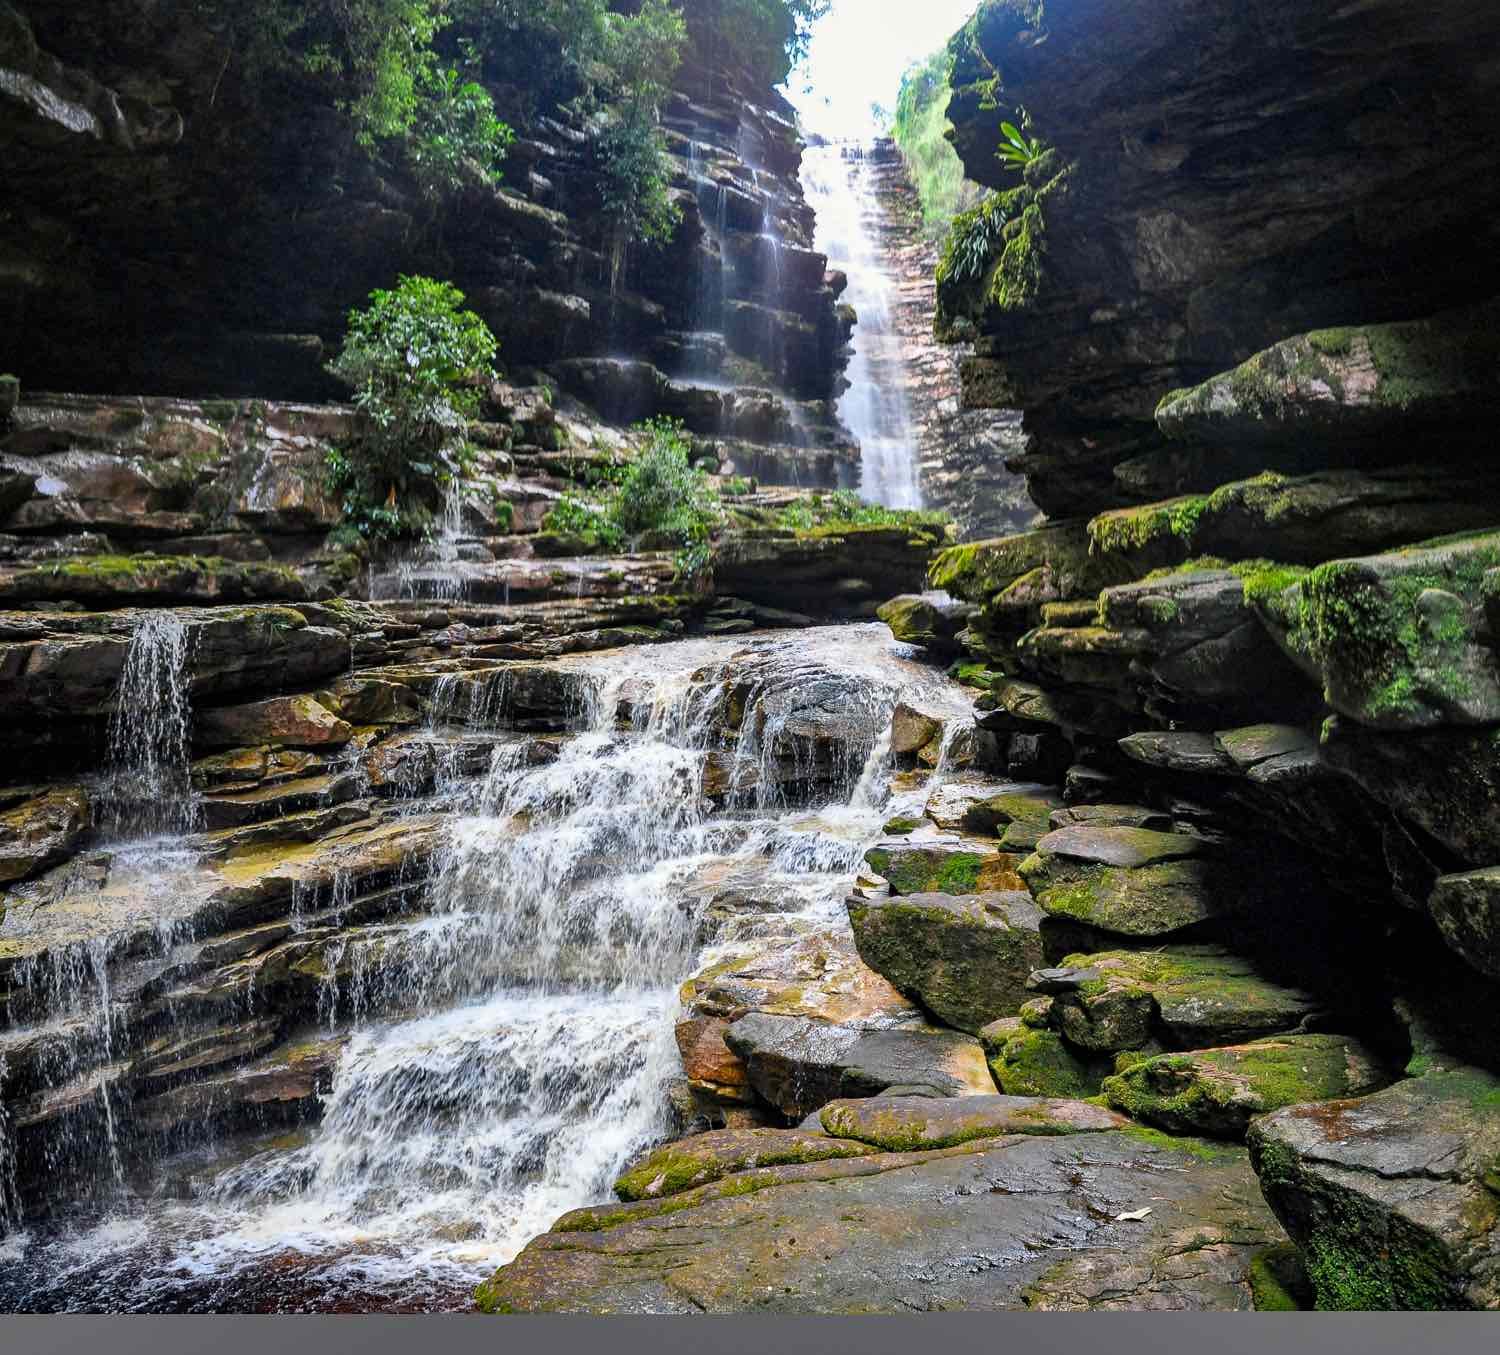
[773,490,948,535]
[594,117,685,249]
[997,119,1044,171]
[325,275,497,541]
[892,47,984,238]
[614,418,721,578]
[542,496,625,551]
[404,61,514,195]
[936,194,1009,284]
[197,2,512,195]
[543,419,721,580]
[690,0,830,87]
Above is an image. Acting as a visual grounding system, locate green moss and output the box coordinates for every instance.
[1120,1123,1238,1163]
[201,399,241,424]
[881,816,923,837]
[1229,558,1309,607]
[1086,494,1208,561]
[989,1026,1104,1099]
[1249,1246,1308,1311]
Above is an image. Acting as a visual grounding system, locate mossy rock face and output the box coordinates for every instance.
[1101,1034,1390,1140]
[0,786,89,884]
[1252,531,1500,730]
[966,791,1065,849]
[819,1092,1124,1151]
[1086,467,1500,578]
[863,837,1023,897]
[613,1128,875,1202]
[1248,1067,1500,1309]
[1050,947,1321,1056]
[927,520,1131,615]
[1155,299,1500,450]
[0,554,309,607]
[983,1022,1107,1099]
[846,891,1045,1034]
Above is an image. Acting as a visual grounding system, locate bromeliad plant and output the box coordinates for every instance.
[325,274,497,541]
[997,119,1045,172]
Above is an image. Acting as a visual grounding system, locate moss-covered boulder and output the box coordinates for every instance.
[863,834,1023,896]
[876,592,973,657]
[1248,1067,1500,1309]
[1050,947,1321,1055]
[613,1128,875,1202]
[1102,1035,1389,1140]
[846,891,1045,1034]
[1019,826,1244,940]
[1156,300,1500,451]
[981,1019,1108,1099]
[0,554,309,607]
[1252,531,1500,729]
[967,790,1066,850]
[1087,467,1500,579]
[819,1092,1124,1151]
[1428,868,1500,981]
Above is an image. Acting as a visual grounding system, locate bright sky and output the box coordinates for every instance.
[784,0,980,141]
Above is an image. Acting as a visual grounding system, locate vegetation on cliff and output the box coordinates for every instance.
[891,47,984,237]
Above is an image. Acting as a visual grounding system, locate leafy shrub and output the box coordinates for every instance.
[594,117,684,251]
[405,62,514,195]
[542,496,625,551]
[541,419,721,579]
[325,275,497,540]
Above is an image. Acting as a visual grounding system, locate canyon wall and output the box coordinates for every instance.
[910,0,1500,1308]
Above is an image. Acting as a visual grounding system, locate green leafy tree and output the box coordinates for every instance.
[689,0,830,87]
[325,275,497,540]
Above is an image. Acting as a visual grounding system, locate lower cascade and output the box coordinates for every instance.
[0,627,966,1311]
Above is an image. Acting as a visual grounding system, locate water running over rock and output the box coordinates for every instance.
[0,626,969,1311]
[104,613,196,839]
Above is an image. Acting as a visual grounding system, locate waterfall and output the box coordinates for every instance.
[801,142,923,509]
[104,613,196,839]
[0,627,968,1310]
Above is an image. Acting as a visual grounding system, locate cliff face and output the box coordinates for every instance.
[938,0,1500,515]
[858,141,1031,541]
[921,0,1500,1308]
[0,1,856,484]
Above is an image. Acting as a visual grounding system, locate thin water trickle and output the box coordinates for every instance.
[105,613,196,839]
[801,142,923,509]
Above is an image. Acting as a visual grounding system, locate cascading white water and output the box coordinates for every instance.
[0,626,967,1311]
[800,142,923,509]
[105,613,196,839]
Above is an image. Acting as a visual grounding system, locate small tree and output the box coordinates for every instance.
[325,274,497,540]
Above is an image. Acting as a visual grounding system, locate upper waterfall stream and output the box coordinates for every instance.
[801,143,923,510]
[0,626,969,1312]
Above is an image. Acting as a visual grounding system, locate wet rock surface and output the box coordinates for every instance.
[479,1129,1285,1313]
